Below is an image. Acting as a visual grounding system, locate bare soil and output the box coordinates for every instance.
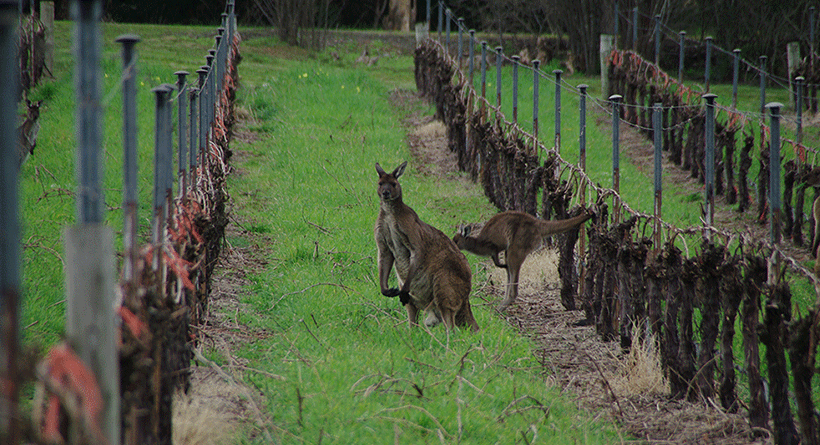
[188,88,776,444]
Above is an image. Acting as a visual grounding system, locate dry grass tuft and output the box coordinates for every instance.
[172,384,240,445]
[609,333,669,397]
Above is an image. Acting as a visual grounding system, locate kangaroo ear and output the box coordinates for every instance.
[393,161,407,179]
[375,162,386,177]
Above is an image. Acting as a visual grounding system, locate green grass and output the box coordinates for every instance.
[226,35,621,442]
[22,19,817,443]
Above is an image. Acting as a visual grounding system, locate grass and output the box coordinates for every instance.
[228,33,622,442]
[19,18,817,443]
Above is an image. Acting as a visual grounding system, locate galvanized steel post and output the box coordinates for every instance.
[705,36,712,92]
[653,102,663,247]
[480,41,487,119]
[0,2,20,443]
[512,55,519,123]
[631,7,638,51]
[445,9,451,56]
[614,3,619,47]
[426,0,431,30]
[188,86,198,190]
[532,59,540,155]
[468,29,475,84]
[767,102,783,244]
[176,70,189,200]
[152,85,172,260]
[67,2,119,443]
[579,84,588,172]
[496,46,503,109]
[554,69,562,152]
[704,93,717,233]
[732,48,740,108]
[198,66,208,170]
[678,31,685,84]
[437,0,442,40]
[117,34,140,286]
[457,18,463,66]
[759,55,767,114]
[654,15,660,67]
[611,94,622,222]
[797,76,804,145]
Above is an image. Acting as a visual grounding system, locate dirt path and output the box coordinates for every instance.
[395,89,772,444]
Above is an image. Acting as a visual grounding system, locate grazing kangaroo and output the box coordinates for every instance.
[453,209,593,311]
[374,161,479,332]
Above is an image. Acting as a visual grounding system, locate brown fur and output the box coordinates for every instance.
[374,161,479,332]
[453,210,593,311]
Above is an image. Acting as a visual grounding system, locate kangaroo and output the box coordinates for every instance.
[453,209,593,311]
[374,161,479,332]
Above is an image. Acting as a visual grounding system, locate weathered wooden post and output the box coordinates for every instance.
[0,2,20,443]
[66,1,119,443]
[600,34,614,99]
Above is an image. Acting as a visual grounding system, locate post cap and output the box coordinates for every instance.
[679,30,686,36]
[796,76,805,82]
[553,69,563,75]
[496,46,503,53]
[469,29,475,35]
[609,94,623,101]
[578,84,589,90]
[733,48,741,53]
[759,55,768,61]
[174,70,190,77]
[765,102,784,110]
[151,84,172,95]
[532,59,541,68]
[481,41,488,47]
[511,55,520,61]
[702,93,718,102]
[706,36,713,41]
[115,34,141,45]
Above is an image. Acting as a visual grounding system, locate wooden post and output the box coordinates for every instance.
[64,225,118,445]
[600,34,614,100]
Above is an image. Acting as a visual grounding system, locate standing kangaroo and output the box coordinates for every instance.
[453,209,593,311]
[374,161,479,332]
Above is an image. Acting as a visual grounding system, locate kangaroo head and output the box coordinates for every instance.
[375,161,407,202]
[452,224,472,246]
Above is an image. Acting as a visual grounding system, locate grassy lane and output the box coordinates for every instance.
[229,31,621,443]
